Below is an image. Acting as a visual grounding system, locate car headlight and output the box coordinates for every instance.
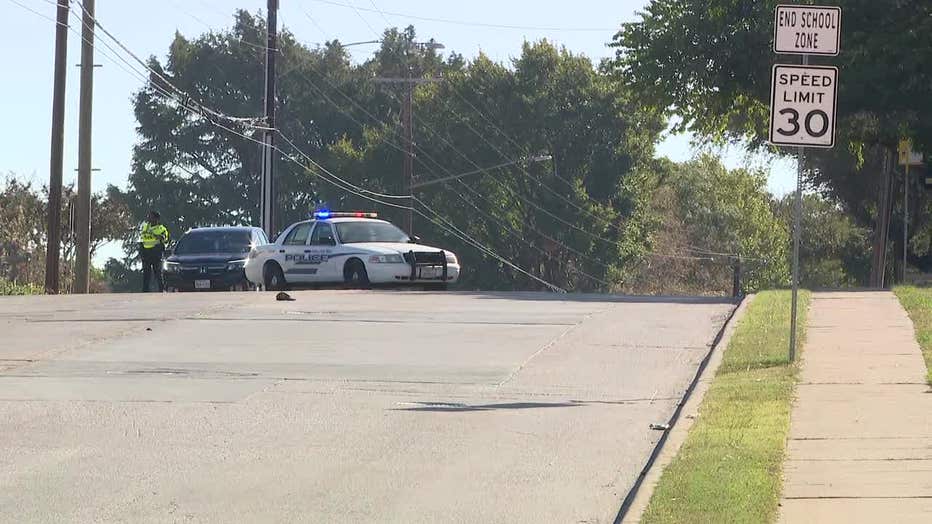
[445,252,458,264]
[163,261,181,273]
[226,259,247,271]
[368,254,404,264]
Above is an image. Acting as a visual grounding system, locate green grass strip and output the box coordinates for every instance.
[894,286,932,385]
[641,290,810,524]
[0,279,42,296]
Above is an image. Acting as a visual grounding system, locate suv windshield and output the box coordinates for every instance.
[174,230,252,255]
[335,221,410,244]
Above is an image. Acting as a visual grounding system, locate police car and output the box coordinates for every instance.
[244,211,460,290]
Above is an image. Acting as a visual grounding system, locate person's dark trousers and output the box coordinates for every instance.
[141,247,164,292]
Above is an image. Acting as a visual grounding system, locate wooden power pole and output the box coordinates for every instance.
[45,0,70,294]
[260,0,278,239]
[74,0,96,293]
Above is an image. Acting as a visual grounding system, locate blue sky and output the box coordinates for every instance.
[2,0,794,262]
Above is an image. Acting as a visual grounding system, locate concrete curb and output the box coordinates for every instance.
[618,294,755,524]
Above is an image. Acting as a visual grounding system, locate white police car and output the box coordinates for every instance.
[245,211,460,290]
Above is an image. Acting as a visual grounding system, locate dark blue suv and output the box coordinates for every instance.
[163,227,267,292]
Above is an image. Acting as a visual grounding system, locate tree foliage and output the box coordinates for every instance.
[625,156,790,294]
[114,11,816,293]
[0,175,131,292]
[116,12,671,292]
[611,0,932,273]
[775,193,871,288]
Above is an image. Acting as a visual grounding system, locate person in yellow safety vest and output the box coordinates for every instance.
[138,210,170,292]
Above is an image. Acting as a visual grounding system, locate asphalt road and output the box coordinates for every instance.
[0,290,733,523]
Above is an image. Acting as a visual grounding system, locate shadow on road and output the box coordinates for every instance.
[393,401,584,412]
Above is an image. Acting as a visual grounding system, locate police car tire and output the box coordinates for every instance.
[344,259,370,288]
[264,262,287,291]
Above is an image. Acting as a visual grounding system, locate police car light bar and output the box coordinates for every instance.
[312,210,378,219]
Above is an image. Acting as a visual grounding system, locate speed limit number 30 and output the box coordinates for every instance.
[769,64,838,148]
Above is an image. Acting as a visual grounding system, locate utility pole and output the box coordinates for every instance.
[375,75,429,235]
[402,69,414,234]
[260,0,278,239]
[45,0,69,294]
[74,0,95,294]
[373,40,443,236]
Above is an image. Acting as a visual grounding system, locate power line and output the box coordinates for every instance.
[281,59,622,274]
[379,87,721,263]
[7,0,62,25]
[53,3,711,288]
[344,0,380,37]
[306,0,616,32]
[41,0,429,238]
[440,78,746,261]
[300,4,332,40]
[414,197,566,293]
[285,51,711,267]
[277,132,411,201]
[275,140,565,292]
[72,0,266,125]
[268,47,578,288]
[436,87,623,231]
[367,0,392,28]
[62,3,418,221]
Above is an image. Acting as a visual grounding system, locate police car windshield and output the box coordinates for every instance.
[335,222,409,244]
[175,230,252,255]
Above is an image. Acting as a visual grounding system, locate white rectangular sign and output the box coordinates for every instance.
[769,64,838,148]
[774,5,841,56]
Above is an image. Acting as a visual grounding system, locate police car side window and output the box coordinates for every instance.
[283,223,312,245]
[310,223,334,245]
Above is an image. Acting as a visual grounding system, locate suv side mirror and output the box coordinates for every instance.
[409,235,422,243]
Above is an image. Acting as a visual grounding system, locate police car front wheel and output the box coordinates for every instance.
[264,262,287,291]
[344,259,370,289]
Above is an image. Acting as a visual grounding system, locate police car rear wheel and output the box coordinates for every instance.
[264,263,286,291]
[344,260,370,289]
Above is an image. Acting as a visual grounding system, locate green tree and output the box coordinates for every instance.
[121,12,667,292]
[610,0,932,280]
[333,41,663,290]
[0,175,131,292]
[776,193,871,288]
[625,156,790,294]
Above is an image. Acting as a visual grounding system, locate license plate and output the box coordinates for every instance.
[419,267,441,279]
[194,279,211,289]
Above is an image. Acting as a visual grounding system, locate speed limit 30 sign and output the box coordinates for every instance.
[769,64,838,148]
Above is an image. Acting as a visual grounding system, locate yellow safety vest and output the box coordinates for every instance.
[140,222,169,249]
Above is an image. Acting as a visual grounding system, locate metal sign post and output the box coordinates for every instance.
[772,5,841,361]
[898,140,925,283]
[788,55,807,363]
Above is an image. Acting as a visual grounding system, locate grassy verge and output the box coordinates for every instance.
[894,286,932,384]
[0,279,42,296]
[641,290,810,524]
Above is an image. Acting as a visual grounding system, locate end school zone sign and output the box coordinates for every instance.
[769,64,838,148]
[774,5,841,56]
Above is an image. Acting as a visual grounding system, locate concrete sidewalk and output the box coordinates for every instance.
[779,292,932,523]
